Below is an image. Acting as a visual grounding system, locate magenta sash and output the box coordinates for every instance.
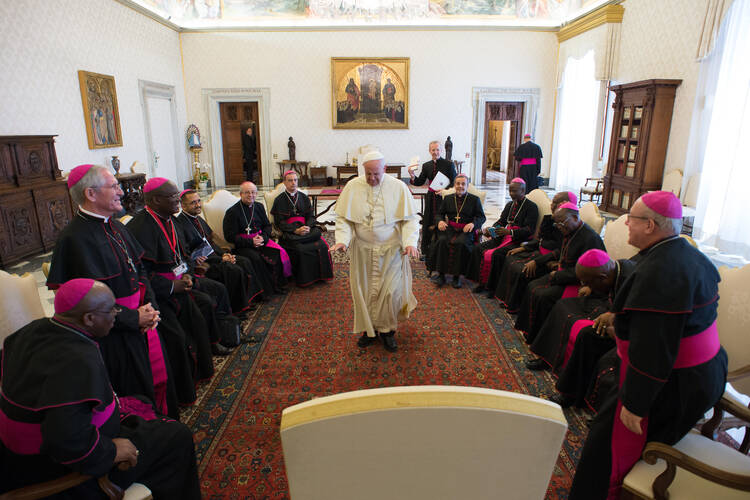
[286,216,305,225]
[0,394,116,456]
[240,231,292,277]
[539,247,553,256]
[479,225,519,285]
[606,321,720,498]
[561,284,579,299]
[116,287,169,415]
[520,158,537,166]
[119,395,157,421]
[562,319,595,368]
[156,271,180,280]
[448,221,467,231]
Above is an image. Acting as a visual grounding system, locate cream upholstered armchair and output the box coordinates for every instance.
[440,183,487,204]
[603,214,639,260]
[280,386,567,500]
[201,189,240,244]
[661,169,683,197]
[525,188,552,234]
[0,270,46,344]
[621,263,750,500]
[579,177,604,204]
[580,201,605,234]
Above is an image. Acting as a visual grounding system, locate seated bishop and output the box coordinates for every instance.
[223,181,291,294]
[0,279,200,499]
[270,170,334,286]
[47,164,177,419]
[514,202,605,344]
[467,178,537,292]
[492,191,573,309]
[430,173,486,288]
[176,189,266,311]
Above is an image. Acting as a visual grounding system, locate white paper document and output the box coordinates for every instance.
[429,171,450,191]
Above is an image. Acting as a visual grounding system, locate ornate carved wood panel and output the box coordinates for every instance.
[0,191,43,259]
[34,184,73,251]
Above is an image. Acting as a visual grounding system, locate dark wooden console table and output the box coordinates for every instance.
[334,164,403,186]
[0,135,73,268]
[116,172,146,214]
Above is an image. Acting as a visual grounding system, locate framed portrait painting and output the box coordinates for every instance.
[332,57,409,129]
[78,70,123,149]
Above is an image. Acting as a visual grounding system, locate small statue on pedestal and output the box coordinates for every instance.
[288,137,296,161]
[445,136,453,161]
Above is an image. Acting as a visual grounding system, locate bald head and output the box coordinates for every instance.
[54,281,117,338]
[239,181,258,206]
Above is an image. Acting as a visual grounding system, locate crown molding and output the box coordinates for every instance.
[556,3,624,43]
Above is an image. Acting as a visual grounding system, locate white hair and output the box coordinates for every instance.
[642,205,682,235]
[69,165,108,207]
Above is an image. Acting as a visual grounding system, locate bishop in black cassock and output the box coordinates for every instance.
[492,191,574,308]
[514,203,605,343]
[513,133,543,191]
[177,189,265,311]
[409,141,457,260]
[570,192,727,499]
[430,174,486,288]
[270,171,333,286]
[47,164,178,419]
[0,280,200,498]
[467,179,537,291]
[224,182,289,294]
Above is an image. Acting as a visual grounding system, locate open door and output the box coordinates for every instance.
[220,102,261,186]
[483,102,524,184]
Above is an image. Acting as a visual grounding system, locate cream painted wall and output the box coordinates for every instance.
[0,0,187,176]
[180,30,558,187]
[615,0,706,180]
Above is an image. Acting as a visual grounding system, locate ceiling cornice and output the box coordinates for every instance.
[556,3,624,43]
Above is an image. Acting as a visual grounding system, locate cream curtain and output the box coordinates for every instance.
[696,0,735,60]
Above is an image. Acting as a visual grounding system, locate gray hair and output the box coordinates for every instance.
[69,165,108,207]
[642,205,682,235]
[455,173,470,183]
[429,140,441,149]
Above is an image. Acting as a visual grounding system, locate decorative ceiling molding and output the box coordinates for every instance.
[556,3,624,43]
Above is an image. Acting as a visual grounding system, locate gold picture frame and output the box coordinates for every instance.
[331,57,409,129]
[78,70,123,149]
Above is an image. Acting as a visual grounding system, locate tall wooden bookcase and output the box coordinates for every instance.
[601,79,681,215]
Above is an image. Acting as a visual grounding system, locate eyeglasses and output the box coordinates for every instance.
[626,214,651,223]
[94,182,121,191]
[93,305,122,316]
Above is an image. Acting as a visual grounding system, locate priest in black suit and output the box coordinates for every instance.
[514,133,543,191]
[430,173,486,288]
[409,141,457,263]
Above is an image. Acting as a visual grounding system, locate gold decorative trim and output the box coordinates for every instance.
[557,3,624,43]
[280,386,566,431]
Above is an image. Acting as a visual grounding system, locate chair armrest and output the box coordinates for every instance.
[728,364,750,383]
[642,441,750,499]
[0,472,92,500]
[717,393,750,422]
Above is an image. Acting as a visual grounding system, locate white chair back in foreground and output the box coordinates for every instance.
[661,169,683,197]
[603,214,639,260]
[281,386,567,500]
[201,189,240,242]
[580,201,605,234]
[526,188,552,233]
[440,183,487,205]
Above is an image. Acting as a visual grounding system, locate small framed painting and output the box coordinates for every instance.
[78,70,123,149]
[331,57,409,129]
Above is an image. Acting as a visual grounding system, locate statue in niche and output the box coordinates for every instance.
[288,137,296,161]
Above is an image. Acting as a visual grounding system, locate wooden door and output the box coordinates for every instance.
[483,102,524,184]
[220,102,261,186]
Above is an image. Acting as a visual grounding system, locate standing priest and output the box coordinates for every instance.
[431,173,486,288]
[47,164,177,419]
[409,140,457,261]
[271,170,333,286]
[223,181,291,294]
[331,150,420,353]
[514,133,543,191]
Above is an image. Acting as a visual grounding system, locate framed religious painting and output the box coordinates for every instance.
[77,70,123,149]
[331,57,409,129]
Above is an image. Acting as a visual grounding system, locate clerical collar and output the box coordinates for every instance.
[79,206,110,222]
[183,211,199,219]
[640,235,680,255]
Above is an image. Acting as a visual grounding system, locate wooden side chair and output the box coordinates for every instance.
[579,177,604,205]
[280,386,567,500]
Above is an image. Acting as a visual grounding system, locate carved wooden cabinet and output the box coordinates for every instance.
[601,79,682,215]
[0,135,73,268]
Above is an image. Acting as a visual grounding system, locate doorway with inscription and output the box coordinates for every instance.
[220,102,262,186]
[482,102,524,184]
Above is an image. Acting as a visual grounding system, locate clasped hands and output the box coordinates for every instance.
[437,221,474,233]
[294,225,311,236]
[172,274,193,293]
[137,303,160,332]
[329,243,419,259]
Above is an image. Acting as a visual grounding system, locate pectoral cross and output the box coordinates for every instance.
[454,214,461,222]
[245,226,252,235]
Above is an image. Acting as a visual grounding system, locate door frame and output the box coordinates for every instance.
[471,87,540,186]
[204,88,271,188]
[138,80,186,182]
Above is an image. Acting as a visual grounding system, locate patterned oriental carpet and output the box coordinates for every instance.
[183,246,591,499]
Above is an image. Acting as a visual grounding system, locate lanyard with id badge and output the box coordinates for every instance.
[147,207,188,277]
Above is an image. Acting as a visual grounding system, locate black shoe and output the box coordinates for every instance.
[524,357,548,371]
[419,255,425,262]
[431,273,446,287]
[550,393,575,409]
[451,276,462,289]
[472,284,485,294]
[381,331,398,352]
[211,343,234,356]
[273,286,288,295]
[357,332,379,348]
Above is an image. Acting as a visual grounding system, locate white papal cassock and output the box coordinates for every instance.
[335,173,420,337]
